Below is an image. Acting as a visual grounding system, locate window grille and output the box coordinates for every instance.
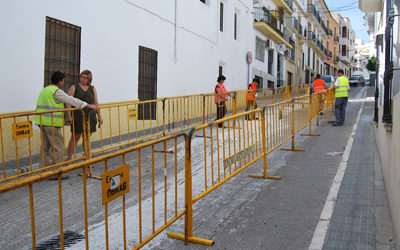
[138,46,158,120]
[44,17,81,93]
[255,37,265,61]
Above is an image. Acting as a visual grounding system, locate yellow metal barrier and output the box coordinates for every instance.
[0,108,88,183]
[0,84,315,184]
[0,133,188,250]
[167,109,280,245]
[0,89,331,249]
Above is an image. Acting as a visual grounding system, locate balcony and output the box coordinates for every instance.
[308,4,328,36]
[271,0,294,15]
[292,17,298,32]
[334,35,339,42]
[334,56,339,63]
[253,7,292,48]
[328,51,332,58]
[328,29,333,37]
[307,30,317,45]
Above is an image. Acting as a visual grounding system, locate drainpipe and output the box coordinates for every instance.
[174,0,178,63]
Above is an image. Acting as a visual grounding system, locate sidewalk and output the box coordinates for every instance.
[143,86,397,250]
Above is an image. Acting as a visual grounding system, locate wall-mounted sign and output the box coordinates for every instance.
[246,51,253,64]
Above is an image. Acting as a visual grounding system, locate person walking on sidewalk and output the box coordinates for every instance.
[245,78,259,120]
[214,75,229,127]
[312,74,327,114]
[332,69,349,126]
[34,71,98,173]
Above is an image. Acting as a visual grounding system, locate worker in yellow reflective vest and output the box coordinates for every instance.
[245,78,259,120]
[34,71,98,174]
[332,69,350,126]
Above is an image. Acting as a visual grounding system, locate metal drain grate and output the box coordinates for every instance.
[35,231,85,250]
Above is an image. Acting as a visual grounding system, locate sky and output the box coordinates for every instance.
[325,0,370,43]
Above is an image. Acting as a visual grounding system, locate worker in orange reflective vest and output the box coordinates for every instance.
[312,74,327,114]
[215,75,229,127]
[245,78,259,120]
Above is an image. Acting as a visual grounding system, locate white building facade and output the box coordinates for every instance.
[0,0,254,112]
[360,0,400,246]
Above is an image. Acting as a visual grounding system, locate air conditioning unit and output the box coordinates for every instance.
[265,39,273,50]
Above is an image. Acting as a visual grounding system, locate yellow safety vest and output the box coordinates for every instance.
[335,76,349,98]
[34,85,65,127]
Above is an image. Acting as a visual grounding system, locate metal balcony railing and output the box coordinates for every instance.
[334,56,339,63]
[308,30,317,43]
[328,29,333,37]
[253,7,291,44]
[285,0,294,12]
[328,51,333,58]
[282,26,291,43]
[334,35,339,42]
[253,7,281,35]
[308,3,328,35]
[298,23,303,36]
[289,38,295,61]
[293,17,298,30]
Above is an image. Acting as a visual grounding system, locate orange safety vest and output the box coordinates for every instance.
[214,83,228,103]
[313,78,327,93]
[246,82,257,101]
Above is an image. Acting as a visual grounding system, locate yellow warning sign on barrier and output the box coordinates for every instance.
[128,108,137,120]
[224,145,256,167]
[101,164,130,204]
[12,121,33,140]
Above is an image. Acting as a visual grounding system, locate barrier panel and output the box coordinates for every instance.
[0,108,88,183]
[167,109,280,245]
[0,85,314,184]
[0,133,188,250]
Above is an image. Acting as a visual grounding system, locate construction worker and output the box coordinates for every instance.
[332,69,349,126]
[215,75,228,127]
[34,71,98,176]
[312,74,327,114]
[245,78,259,119]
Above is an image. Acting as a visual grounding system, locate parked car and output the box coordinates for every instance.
[349,75,366,87]
[321,75,336,85]
[365,78,370,85]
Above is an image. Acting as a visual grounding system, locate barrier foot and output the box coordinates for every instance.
[167,232,214,246]
[248,174,281,180]
[154,150,174,154]
[281,148,305,151]
[300,133,320,136]
[79,171,102,180]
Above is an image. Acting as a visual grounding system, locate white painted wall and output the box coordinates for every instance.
[0,0,253,113]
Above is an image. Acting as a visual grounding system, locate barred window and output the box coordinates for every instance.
[44,17,81,93]
[138,46,158,120]
[255,37,265,61]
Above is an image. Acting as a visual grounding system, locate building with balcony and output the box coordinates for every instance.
[293,0,310,85]
[305,0,330,82]
[332,13,353,77]
[323,12,340,76]
[253,0,294,87]
[359,0,400,247]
